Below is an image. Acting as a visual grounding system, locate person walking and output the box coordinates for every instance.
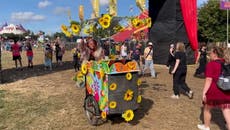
[198,47,230,130]
[194,43,207,78]
[166,44,176,74]
[142,42,156,78]
[44,43,53,70]
[11,39,23,70]
[170,42,193,99]
[25,41,33,68]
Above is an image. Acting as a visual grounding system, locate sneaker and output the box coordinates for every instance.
[187,91,194,99]
[197,124,210,130]
[171,94,179,99]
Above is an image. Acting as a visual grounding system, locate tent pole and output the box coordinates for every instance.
[227,9,230,48]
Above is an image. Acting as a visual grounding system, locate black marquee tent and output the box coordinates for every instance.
[148,0,198,64]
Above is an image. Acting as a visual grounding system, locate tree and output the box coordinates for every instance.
[198,0,230,43]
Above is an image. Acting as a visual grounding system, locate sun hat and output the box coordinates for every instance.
[148,42,153,46]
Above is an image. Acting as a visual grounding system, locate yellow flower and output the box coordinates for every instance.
[71,24,80,34]
[81,64,87,75]
[124,89,134,101]
[137,95,142,103]
[146,17,152,27]
[103,14,111,21]
[137,79,142,86]
[101,19,110,29]
[98,17,104,25]
[126,72,132,80]
[61,24,68,33]
[109,101,117,109]
[101,111,107,119]
[109,83,117,91]
[122,109,134,122]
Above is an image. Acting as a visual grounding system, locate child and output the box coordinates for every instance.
[44,44,53,70]
[25,42,33,68]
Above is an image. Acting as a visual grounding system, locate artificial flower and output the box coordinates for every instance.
[101,111,107,119]
[126,72,132,80]
[109,83,117,91]
[137,95,142,103]
[124,89,134,101]
[109,101,117,109]
[122,109,134,122]
[137,79,142,86]
[81,64,87,75]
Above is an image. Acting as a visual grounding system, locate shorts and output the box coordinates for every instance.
[13,56,21,60]
[27,56,33,61]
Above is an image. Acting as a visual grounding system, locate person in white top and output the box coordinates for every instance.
[120,42,128,59]
[142,42,156,78]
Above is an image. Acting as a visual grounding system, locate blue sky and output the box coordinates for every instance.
[0,0,208,35]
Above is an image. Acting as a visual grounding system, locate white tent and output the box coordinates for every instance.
[0,23,26,34]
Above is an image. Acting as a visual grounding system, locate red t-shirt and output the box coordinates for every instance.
[11,43,20,56]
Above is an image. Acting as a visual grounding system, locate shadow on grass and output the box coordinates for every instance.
[107,97,154,125]
[199,107,228,130]
[0,61,75,83]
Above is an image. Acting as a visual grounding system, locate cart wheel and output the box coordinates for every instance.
[84,95,103,125]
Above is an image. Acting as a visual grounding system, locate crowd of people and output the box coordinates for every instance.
[1,34,230,130]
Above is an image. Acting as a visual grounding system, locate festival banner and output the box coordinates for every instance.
[79,5,84,21]
[91,0,100,18]
[109,0,117,16]
[220,0,230,10]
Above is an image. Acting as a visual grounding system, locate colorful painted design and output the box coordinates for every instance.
[75,60,141,119]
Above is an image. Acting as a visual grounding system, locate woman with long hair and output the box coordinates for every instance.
[198,47,230,130]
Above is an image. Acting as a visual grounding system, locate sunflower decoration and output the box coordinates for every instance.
[131,18,141,28]
[98,14,112,29]
[70,21,81,34]
[126,72,132,80]
[137,95,142,103]
[81,63,88,75]
[146,17,152,27]
[124,89,134,101]
[122,109,134,122]
[109,101,117,109]
[109,83,117,91]
[137,79,142,86]
[61,24,72,37]
[101,111,107,119]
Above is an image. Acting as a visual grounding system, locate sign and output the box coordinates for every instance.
[220,0,230,10]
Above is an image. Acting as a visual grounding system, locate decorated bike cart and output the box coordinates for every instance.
[74,59,142,125]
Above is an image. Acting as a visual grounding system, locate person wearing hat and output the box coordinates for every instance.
[142,41,156,78]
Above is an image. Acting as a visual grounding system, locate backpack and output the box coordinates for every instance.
[216,60,230,91]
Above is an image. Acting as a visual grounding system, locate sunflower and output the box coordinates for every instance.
[103,14,111,21]
[98,17,104,26]
[122,109,134,122]
[61,24,72,37]
[137,79,142,86]
[101,111,107,119]
[137,95,142,103]
[101,19,110,29]
[126,72,132,80]
[146,17,152,27]
[109,83,117,91]
[109,101,117,109]
[71,24,80,34]
[124,89,134,101]
[81,64,87,75]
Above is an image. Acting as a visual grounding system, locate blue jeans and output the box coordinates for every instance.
[143,60,156,77]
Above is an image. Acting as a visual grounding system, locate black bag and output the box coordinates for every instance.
[216,61,230,91]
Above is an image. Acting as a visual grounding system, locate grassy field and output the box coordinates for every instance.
[0,48,228,130]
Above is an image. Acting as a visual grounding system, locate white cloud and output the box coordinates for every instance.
[11,12,45,22]
[53,7,70,15]
[38,0,51,8]
[99,0,109,6]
